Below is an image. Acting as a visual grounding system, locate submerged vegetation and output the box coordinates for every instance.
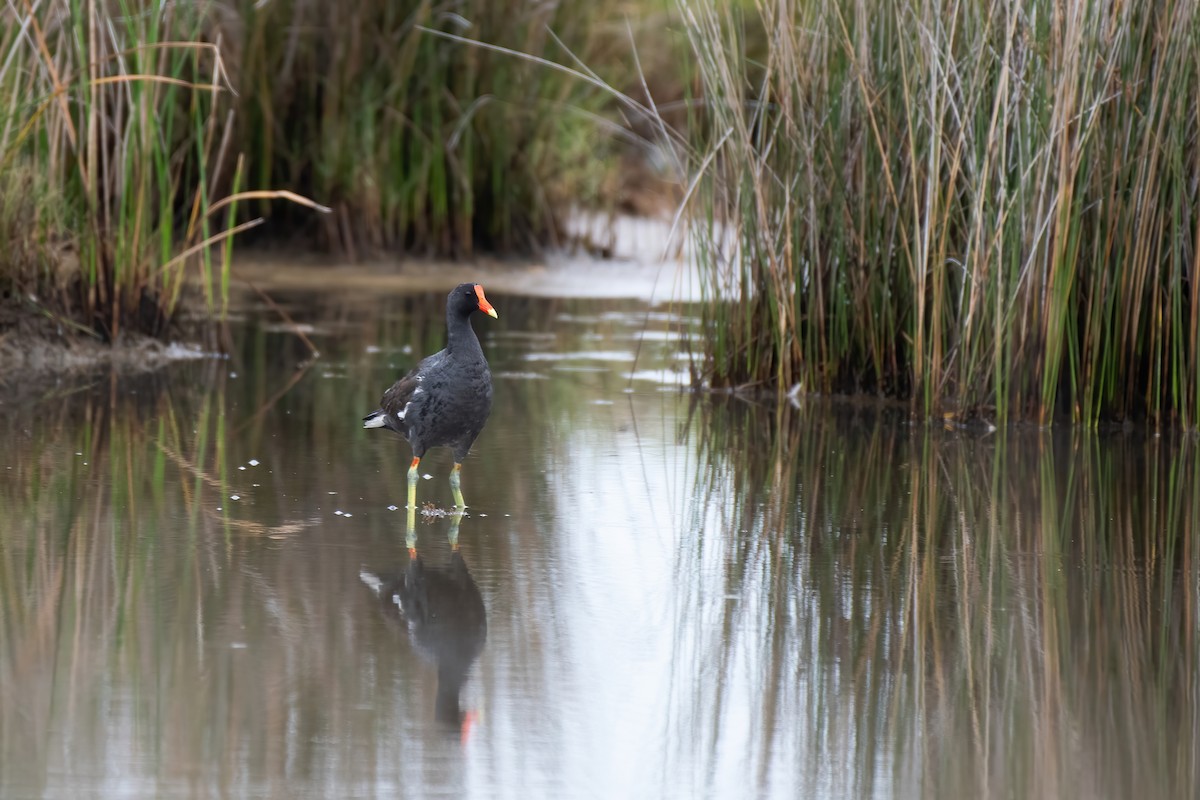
[683,0,1200,427]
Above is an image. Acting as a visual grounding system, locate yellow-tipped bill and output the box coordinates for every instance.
[474,284,498,318]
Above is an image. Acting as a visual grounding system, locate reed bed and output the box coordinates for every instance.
[682,0,1200,428]
[226,0,648,257]
[0,1,656,341]
[0,1,267,340]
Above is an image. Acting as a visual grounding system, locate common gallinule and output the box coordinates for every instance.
[359,517,487,736]
[363,283,498,509]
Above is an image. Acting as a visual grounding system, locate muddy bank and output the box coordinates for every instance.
[0,304,212,386]
[0,332,210,386]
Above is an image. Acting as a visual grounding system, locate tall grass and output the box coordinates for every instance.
[1,0,655,340]
[0,2,326,341]
[683,0,1200,428]
[221,0,657,257]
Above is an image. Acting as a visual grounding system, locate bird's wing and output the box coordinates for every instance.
[379,350,444,417]
[379,372,420,416]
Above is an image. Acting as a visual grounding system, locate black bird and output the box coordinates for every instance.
[360,518,487,736]
[363,283,498,509]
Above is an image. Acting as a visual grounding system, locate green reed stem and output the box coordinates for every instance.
[682,0,1200,428]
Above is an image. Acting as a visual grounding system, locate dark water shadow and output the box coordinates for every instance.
[360,514,487,740]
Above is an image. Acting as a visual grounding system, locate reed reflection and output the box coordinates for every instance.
[360,514,487,737]
[678,397,1200,799]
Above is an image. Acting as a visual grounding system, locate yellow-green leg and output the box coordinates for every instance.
[406,504,417,558]
[450,462,466,508]
[406,457,420,557]
[447,513,461,551]
[407,456,420,511]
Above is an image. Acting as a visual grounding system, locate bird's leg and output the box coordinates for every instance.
[407,456,420,511]
[450,462,466,508]
[406,505,417,559]
[406,457,420,557]
[447,513,461,551]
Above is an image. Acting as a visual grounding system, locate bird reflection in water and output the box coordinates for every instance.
[360,513,487,740]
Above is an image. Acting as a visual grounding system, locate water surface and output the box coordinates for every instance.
[0,285,1196,799]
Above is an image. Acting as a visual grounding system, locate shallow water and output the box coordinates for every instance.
[1,285,1197,799]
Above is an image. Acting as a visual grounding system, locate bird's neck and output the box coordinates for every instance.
[446,312,483,359]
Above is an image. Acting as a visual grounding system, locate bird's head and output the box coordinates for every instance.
[450,283,498,319]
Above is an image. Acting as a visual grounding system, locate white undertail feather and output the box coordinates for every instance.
[363,414,388,429]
